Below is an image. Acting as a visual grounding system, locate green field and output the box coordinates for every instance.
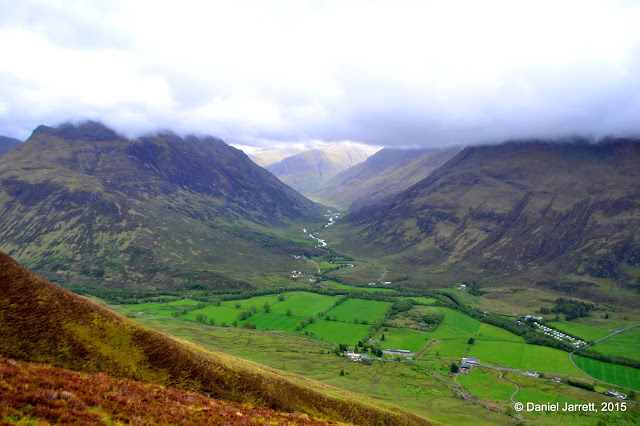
[573,355,640,390]
[182,305,241,324]
[547,321,611,342]
[456,368,515,402]
[240,312,306,331]
[324,281,395,293]
[421,339,470,359]
[270,292,338,317]
[379,327,429,352]
[219,294,282,310]
[408,297,437,305]
[323,298,391,323]
[587,327,640,362]
[120,299,200,314]
[427,308,480,340]
[302,320,372,344]
[469,341,585,376]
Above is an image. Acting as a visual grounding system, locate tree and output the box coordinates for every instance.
[468,338,475,345]
[234,302,242,309]
[450,363,459,374]
[263,302,271,313]
[196,314,207,324]
[380,334,385,341]
[354,316,359,324]
[339,369,345,376]
[286,309,292,316]
[243,321,256,329]
[376,348,383,357]
[208,318,216,326]
[278,294,285,301]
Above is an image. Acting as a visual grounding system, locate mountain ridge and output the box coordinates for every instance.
[0,121,324,290]
[336,138,640,303]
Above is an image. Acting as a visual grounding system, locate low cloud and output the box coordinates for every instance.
[1,0,639,147]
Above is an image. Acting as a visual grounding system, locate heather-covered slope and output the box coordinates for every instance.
[0,251,433,425]
[266,144,378,193]
[337,139,640,301]
[312,147,460,209]
[0,355,335,425]
[0,122,323,289]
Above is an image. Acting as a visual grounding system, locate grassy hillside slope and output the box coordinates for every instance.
[337,139,640,303]
[0,251,434,425]
[0,122,324,289]
[0,355,334,425]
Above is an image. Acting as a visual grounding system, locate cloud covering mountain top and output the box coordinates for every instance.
[1,0,639,148]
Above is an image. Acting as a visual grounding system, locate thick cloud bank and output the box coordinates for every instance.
[1,0,639,147]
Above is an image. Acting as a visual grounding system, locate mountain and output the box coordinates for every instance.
[248,146,304,167]
[337,139,640,302]
[0,251,432,425]
[266,144,379,193]
[311,147,460,210]
[0,121,324,290]
[0,135,21,155]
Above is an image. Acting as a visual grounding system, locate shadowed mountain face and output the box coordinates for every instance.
[312,147,460,209]
[0,122,323,289]
[0,135,21,155]
[266,144,377,193]
[0,251,433,426]
[338,139,640,301]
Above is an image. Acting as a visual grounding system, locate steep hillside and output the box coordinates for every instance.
[266,144,378,193]
[0,355,334,425]
[312,147,460,209]
[0,135,21,155]
[337,139,640,302]
[0,251,433,425]
[0,122,324,290]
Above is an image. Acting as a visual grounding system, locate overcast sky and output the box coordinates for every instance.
[1,0,639,148]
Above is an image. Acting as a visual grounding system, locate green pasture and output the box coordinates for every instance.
[219,294,282,310]
[120,299,200,314]
[476,323,525,342]
[324,298,391,323]
[547,321,611,342]
[469,341,584,376]
[240,312,305,331]
[182,305,240,324]
[302,320,372,344]
[379,327,429,352]
[573,355,640,390]
[421,339,470,359]
[587,326,640,362]
[408,297,437,305]
[456,368,515,402]
[270,292,338,317]
[427,308,480,340]
[324,281,395,293]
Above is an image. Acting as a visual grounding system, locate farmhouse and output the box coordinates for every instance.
[457,284,467,291]
[462,357,479,365]
[525,371,539,377]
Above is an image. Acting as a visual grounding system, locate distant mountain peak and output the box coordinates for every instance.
[32,121,124,142]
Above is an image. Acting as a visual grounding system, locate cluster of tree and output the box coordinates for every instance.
[566,379,595,392]
[171,303,205,317]
[464,281,485,296]
[295,316,316,331]
[551,298,594,320]
[236,304,258,321]
[574,348,640,369]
